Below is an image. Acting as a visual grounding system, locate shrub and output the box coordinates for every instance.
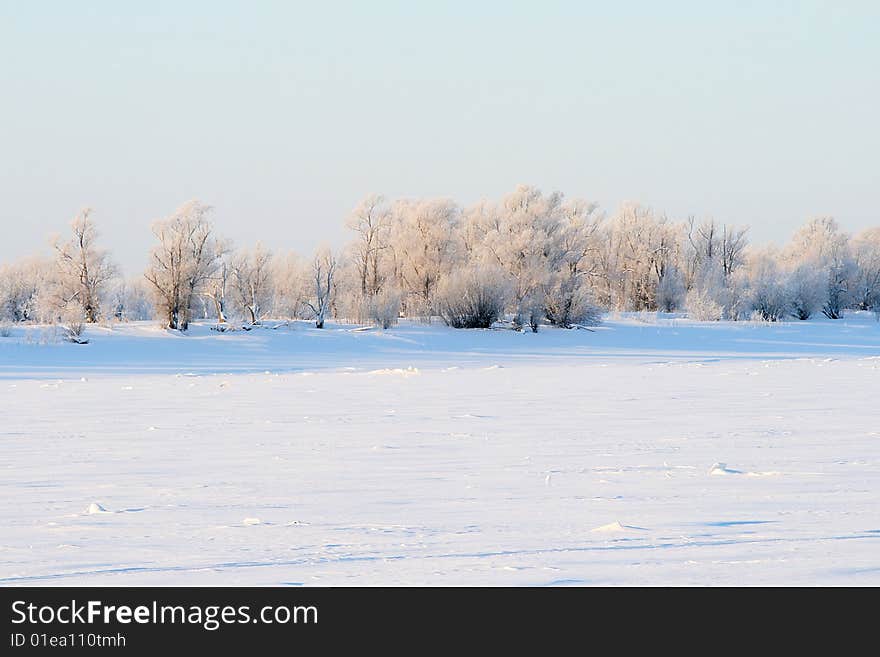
[655,269,685,312]
[62,321,89,344]
[786,265,824,320]
[686,288,723,321]
[436,267,509,329]
[750,286,788,322]
[367,288,401,329]
[748,254,788,322]
[544,277,602,328]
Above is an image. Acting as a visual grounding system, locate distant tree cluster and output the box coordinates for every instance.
[2,185,880,333]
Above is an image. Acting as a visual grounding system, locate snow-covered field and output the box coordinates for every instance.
[2,314,879,585]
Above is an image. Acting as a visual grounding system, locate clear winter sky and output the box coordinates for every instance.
[1,1,878,274]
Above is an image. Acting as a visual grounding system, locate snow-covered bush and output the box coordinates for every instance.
[750,288,788,322]
[722,270,751,320]
[785,265,824,320]
[544,276,602,328]
[685,266,749,321]
[748,254,788,322]
[783,217,855,320]
[686,256,727,322]
[0,257,51,323]
[655,268,685,312]
[823,259,855,320]
[367,288,401,329]
[436,266,509,329]
[61,321,88,344]
[512,292,543,332]
[686,287,723,321]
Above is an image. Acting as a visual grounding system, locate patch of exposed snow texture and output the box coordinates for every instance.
[590,521,648,533]
[85,503,109,515]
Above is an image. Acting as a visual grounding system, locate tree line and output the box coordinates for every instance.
[1,185,879,334]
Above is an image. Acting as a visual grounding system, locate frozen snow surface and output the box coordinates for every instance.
[2,313,879,586]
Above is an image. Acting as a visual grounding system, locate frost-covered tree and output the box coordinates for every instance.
[388,198,461,318]
[271,252,309,320]
[467,185,562,330]
[683,218,748,286]
[687,256,748,321]
[785,217,854,319]
[747,249,788,321]
[347,195,390,298]
[682,218,748,320]
[304,247,337,328]
[541,199,604,327]
[344,194,394,323]
[6,185,879,330]
[683,218,717,288]
[785,265,825,320]
[459,187,606,330]
[144,200,226,331]
[598,204,678,311]
[0,257,51,322]
[686,258,726,321]
[719,225,749,278]
[51,209,118,323]
[104,278,154,322]
[230,244,273,325]
[656,266,686,312]
[201,255,232,325]
[850,228,880,312]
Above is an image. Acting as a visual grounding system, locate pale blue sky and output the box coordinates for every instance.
[1,1,877,272]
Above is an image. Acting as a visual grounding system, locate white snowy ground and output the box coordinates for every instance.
[1,313,879,586]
